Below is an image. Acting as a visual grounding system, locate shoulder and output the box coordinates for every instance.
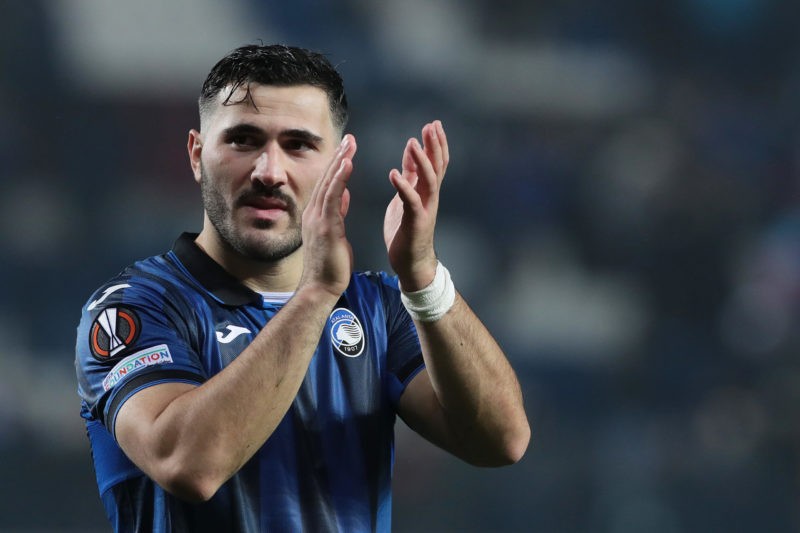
[77,253,203,363]
[81,253,194,314]
[76,252,208,419]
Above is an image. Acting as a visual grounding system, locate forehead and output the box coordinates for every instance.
[205,84,335,137]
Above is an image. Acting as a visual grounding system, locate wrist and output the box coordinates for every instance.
[395,257,438,293]
[294,280,345,306]
[400,261,456,322]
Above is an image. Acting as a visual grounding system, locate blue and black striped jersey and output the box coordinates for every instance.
[75,233,425,532]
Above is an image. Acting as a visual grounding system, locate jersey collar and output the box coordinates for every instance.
[171,232,263,307]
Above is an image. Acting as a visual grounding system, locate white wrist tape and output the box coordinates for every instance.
[400,261,456,322]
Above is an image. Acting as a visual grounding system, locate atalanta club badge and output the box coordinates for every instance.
[89,306,141,362]
[329,307,365,357]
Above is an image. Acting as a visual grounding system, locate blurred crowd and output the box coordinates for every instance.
[1,1,798,531]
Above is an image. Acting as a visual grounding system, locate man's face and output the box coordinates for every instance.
[191,84,339,262]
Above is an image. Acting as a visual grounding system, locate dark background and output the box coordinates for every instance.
[2,1,799,531]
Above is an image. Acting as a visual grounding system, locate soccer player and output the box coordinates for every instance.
[75,44,530,532]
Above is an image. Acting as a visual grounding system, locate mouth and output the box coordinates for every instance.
[238,194,292,223]
[243,197,288,211]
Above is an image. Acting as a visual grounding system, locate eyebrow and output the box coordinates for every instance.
[221,123,265,139]
[221,124,324,146]
[282,128,325,146]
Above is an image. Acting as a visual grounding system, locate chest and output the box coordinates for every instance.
[196,303,388,417]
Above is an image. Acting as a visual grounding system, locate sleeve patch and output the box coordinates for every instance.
[102,344,174,391]
[90,306,141,362]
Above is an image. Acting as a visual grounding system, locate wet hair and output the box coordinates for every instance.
[198,44,348,133]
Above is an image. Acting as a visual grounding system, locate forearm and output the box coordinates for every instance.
[385,120,529,464]
[413,292,530,465]
[120,286,339,500]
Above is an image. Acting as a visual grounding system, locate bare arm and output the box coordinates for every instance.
[115,135,358,502]
[398,293,529,466]
[386,122,530,465]
[115,287,340,501]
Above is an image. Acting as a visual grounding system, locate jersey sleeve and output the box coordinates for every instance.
[376,272,426,406]
[75,275,206,438]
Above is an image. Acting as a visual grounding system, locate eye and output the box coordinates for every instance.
[229,134,258,147]
[283,138,315,152]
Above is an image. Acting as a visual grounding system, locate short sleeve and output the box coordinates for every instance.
[376,272,425,406]
[75,276,206,437]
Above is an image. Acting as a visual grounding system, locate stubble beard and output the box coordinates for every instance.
[200,162,303,262]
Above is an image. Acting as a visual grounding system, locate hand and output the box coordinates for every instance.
[384,120,449,291]
[299,134,358,298]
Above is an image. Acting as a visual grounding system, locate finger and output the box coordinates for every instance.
[408,138,438,204]
[305,171,325,218]
[322,158,353,221]
[389,168,422,213]
[422,123,443,178]
[341,133,357,160]
[395,140,416,193]
[340,187,351,218]
[435,120,449,178]
[308,141,343,212]
[309,135,353,214]
[402,138,417,171]
[331,134,357,216]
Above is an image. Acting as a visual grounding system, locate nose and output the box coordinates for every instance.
[251,146,286,186]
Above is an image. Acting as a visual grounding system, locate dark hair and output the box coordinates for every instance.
[199,44,348,133]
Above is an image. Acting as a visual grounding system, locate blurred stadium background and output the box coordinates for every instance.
[2,1,799,531]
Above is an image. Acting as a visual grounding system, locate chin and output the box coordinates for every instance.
[234,231,302,263]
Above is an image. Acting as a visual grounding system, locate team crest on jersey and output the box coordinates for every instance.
[329,307,365,357]
[89,306,141,362]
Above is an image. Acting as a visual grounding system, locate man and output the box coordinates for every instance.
[76,44,530,532]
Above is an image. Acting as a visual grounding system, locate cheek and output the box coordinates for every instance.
[205,156,250,190]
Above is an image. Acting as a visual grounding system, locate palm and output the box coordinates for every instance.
[382,121,448,289]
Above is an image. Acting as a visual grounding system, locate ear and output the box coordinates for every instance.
[187,129,203,184]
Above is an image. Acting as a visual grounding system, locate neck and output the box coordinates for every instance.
[194,230,303,293]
